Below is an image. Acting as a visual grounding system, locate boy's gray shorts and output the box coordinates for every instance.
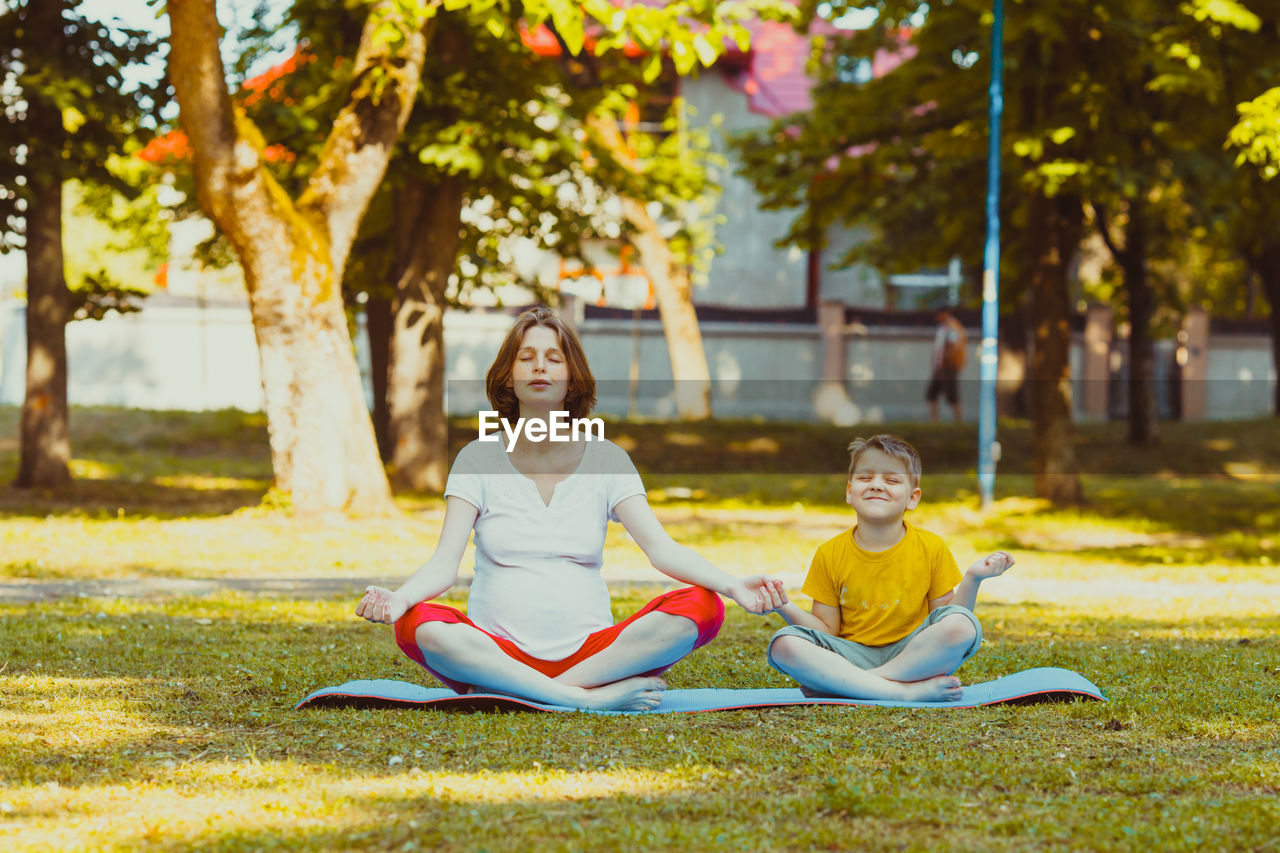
[768,604,982,674]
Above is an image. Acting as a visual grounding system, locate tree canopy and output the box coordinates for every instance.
[733,0,1280,495]
[164,0,795,511]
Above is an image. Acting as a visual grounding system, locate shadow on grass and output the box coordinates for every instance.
[3,407,1279,521]
[0,479,271,520]
[0,405,274,519]
[603,418,1280,479]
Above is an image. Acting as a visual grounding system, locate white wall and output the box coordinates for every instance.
[1206,334,1276,419]
[0,300,263,411]
[820,227,886,308]
[1,301,1273,423]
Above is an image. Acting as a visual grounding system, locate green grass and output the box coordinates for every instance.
[2,593,1278,851]
[1,406,1279,849]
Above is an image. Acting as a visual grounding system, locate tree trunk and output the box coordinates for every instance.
[18,173,72,489]
[167,0,431,514]
[241,246,391,512]
[16,0,72,490]
[367,294,393,458]
[586,114,713,420]
[1117,200,1159,445]
[1026,190,1083,505]
[621,197,713,420]
[387,176,465,492]
[1251,243,1280,416]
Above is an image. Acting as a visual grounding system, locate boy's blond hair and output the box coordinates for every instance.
[846,434,922,488]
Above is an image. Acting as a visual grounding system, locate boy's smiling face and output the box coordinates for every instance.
[845,447,922,521]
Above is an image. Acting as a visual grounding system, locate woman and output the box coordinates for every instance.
[357,306,781,711]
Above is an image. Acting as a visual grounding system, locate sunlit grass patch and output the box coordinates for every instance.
[0,514,445,581]
[150,474,269,491]
[66,459,122,480]
[2,591,1279,850]
[0,763,707,851]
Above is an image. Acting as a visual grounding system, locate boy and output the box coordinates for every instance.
[764,434,1013,702]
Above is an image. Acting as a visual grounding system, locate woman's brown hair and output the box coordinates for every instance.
[485,306,597,422]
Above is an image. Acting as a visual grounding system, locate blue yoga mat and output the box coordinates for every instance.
[296,666,1103,714]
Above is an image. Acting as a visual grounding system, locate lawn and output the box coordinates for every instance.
[1,406,1278,850]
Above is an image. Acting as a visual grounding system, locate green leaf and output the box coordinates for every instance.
[62,107,87,134]
[671,39,697,76]
[547,0,585,55]
[1012,138,1043,159]
[1180,0,1261,32]
[692,34,720,67]
[643,53,664,84]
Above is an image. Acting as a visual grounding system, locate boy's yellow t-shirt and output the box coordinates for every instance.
[801,522,962,646]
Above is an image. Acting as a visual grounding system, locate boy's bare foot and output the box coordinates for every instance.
[578,676,667,712]
[897,675,963,702]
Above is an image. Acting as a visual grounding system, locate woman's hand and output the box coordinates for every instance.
[727,575,788,615]
[355,586,410,625]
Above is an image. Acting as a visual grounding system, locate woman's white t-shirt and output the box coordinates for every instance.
[444,437,646,660]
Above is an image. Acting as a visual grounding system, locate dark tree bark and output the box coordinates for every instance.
[387,175,465,492]
[167,0,432,514]
[16,0,72,490]
[18,174,72,489]
[1027,190,1083,504]
[1013,29,1083,505]
[366,294,393,458]
[1094,200,1159,445]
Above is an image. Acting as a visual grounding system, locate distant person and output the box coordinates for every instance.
[355,306,783,712]
[760,434,1014,701]
[926,308,967,422]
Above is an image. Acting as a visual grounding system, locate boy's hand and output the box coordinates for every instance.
[728,576,788,615]
[762,578,788,613]
[356,585,410,624]
[967,551,1015,580]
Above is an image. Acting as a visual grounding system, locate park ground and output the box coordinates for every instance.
[0,407,1277,851]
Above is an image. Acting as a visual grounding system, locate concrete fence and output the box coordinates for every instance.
[0,299,1274,422]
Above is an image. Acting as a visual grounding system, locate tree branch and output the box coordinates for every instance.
[298,1,437,278]
[1089,200,1125,264]
[166,0,243,226]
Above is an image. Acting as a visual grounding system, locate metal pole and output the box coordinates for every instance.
[978,0,1005,509]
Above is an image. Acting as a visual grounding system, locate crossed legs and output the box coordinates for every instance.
[769,612,978,702]
[396,588,723,712]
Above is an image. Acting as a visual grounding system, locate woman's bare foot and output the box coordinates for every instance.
[577,676,667,712]
[896,675,963,702]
